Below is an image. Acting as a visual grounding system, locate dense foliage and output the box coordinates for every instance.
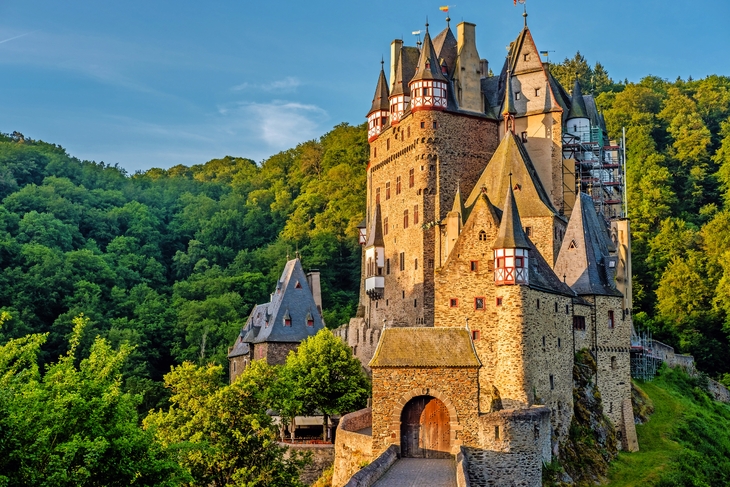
[0,125,367,408]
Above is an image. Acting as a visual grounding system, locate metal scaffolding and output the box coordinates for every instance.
[630,330,661,381]
[562,125,626,221]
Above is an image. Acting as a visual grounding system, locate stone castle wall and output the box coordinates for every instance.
[282,443,335,486]
[370,367,480,455]
[332,408,373,487]
[466,406,552,487]
[252,342,298,366]
[333,318,382,373]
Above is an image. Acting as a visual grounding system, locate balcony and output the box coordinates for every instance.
[365,276,384,300]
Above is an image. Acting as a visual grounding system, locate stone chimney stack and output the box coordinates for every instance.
[307,270,323,314]
[389,39,403,92]
[480,58,489,78]
[455,22,482,113]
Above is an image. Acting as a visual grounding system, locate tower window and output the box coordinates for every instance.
[386,139,390,150]
[384,217,389,235]
[496,297,503,306]
[479,230,487,241]
[407,126,411,138]
[566,304,569,314]
[535,88,541,97]
[386,181,391,200]
[542,336,546,347]
[450,298,458,308]
[409,168,415,188]
[423,87,429,96]
[611,356,617,369]
[472,330,480,341]
[414,258,418,269]
[494,425,500,439]
[386,258,390,274]
[521,131,528,143]
[403,209,409,229]
[573,316,586,330]
[376,187,381,204]
[550,374,555,390]
[420,121,425,129]
[558,338,562,348]
[537,299,540,309]
[428,259,434,268]
[470,261,478,272]
[554,302,558,313]
[396,176,402,195]
[525,226,532,237]
[414,205,419,224]
[433,121,437,129]
[414,299,417,307]
[475,297,485,310]
[523,53,529,61]
[373,147,377,157]
[608,310,615,329]
[399,252,405,271]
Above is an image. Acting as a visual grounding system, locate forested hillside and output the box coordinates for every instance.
[0,125,367,408]
[552,54,730,384]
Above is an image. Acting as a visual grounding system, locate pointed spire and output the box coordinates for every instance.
[502,70,517,116]
[410,28,447,83]
[493,178,530,250]
[391,46,410,97]
[451,182,468,224]
[369,61,390,114]
[566,78,589,120]
[365,204,385,248]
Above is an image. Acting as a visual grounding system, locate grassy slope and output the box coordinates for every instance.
[606,368,730,486]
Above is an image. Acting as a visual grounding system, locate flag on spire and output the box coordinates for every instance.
[514,0,525,4]
[439,5,449,12]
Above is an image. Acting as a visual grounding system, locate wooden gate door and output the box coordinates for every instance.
[400,396,451,458]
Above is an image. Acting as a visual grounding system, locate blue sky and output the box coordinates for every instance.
[0,0,728,173]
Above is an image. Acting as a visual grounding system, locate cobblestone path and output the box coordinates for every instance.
[372,458,456,487]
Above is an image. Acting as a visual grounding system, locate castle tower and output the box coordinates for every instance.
[565,78,590,141]
[388,44,419,124]
[367,63,390,143]
[493,182,530,286]
[408,26,448,112]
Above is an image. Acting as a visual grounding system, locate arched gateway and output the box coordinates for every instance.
[400,395,451,458]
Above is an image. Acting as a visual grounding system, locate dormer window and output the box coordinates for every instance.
[295,281,302,289]
[283,310,292,326]
[306,312,314,327]
[515,91,521,100]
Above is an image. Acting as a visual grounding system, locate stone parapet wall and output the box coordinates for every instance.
[456,446,471,487]
[708,379,730,403]
[342,445,398,487]
[332,409,373,487]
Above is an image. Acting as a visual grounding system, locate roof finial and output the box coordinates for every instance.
[425,17,429,33]
[381,56,384,69]
[509,172,513,187]
[446,15,450,27]
[523,6,528,27]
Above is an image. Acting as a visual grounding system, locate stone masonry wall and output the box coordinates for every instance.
[229,354,248,383]
[466,406,552,487]
[370,366,480,455]
[252,342,299,366]
[333,318,382,372]
[283,443,335,486]
[522,287,574,441]
[363,109,499,328]
[332,408,373,487]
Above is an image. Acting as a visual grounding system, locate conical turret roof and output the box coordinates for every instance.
[391,46,420,97]
[566,79,589,120]
[493,182,530,249]
[365,204,385,248]
[369,65,390,115]
[502,70,517,116]
[410,29,447,83]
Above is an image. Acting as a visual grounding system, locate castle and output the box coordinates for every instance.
[332,12,637,487]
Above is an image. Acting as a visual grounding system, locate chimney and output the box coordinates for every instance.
[389,39,403,92]
[480,59,489,78]
[455,22,482,113]
[306,270,323,314]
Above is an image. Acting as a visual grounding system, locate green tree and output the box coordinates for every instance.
[144,360,306,487]
[283,329,370,440]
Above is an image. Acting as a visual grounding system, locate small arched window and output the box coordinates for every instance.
[479,230,487,241]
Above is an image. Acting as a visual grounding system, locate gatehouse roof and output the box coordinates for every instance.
[369,327,481,368]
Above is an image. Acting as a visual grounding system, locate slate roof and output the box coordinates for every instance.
[227,331,250,358]
[369,66,390,114]
[566,79,588,120]
[464,133,561,219]
[493,184,530,249]
[365,204,384,248]
[240,258,325,344]
[432,26,457,78]
[391,46,420,97]
[553,193,621,297]
[410,30,447,83]
[369,327,481,368]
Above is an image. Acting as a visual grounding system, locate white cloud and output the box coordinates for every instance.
[231,76,301,93]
